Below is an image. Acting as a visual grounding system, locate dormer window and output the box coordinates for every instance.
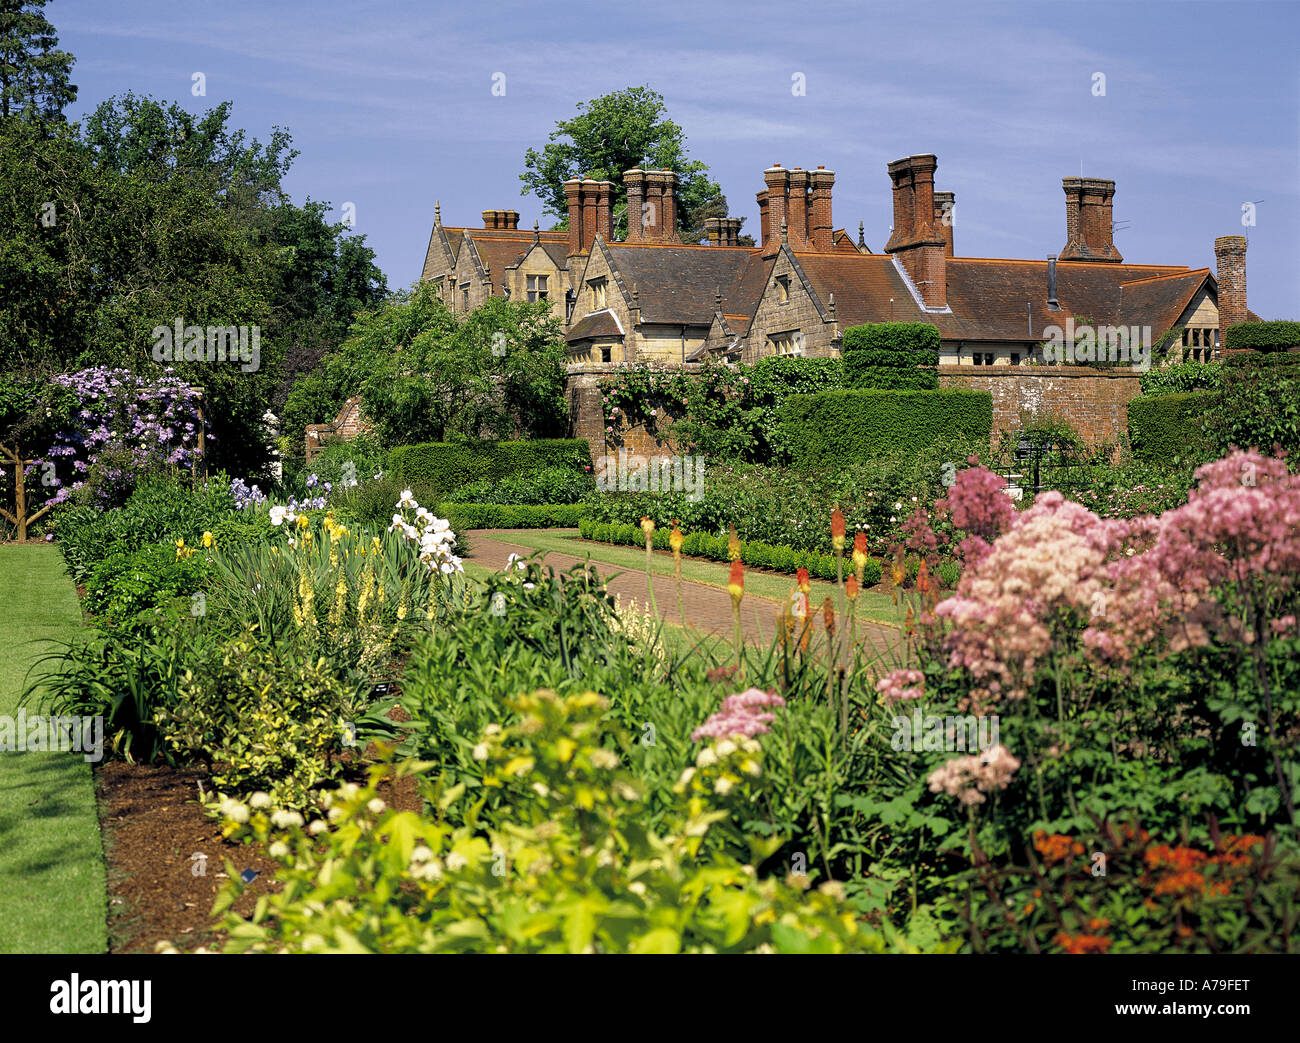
[526,274,548,302]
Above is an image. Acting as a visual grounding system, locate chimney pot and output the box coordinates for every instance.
[1215,235,1248,354]
[884,155,946,308]
[1047,255,1059,310]
[1060,177,1123,263]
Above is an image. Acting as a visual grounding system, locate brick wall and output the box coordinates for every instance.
[938,365,1143,446]
[566,364,690,464]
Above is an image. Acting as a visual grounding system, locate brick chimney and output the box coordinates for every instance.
[788,168,810,248]
[1215,235,1247,353]
[756,189,770,247]
[933,191,955,257]
[1059,178,1123,263]
[482,210,499,229]
[625,168,678,243]
[500,210,520,230]
[762,165,789,257]
[564,178,614,256]
[705,217,723,246]
[884,154,947,308]
[809,167,834,251]
[725,218,742,246]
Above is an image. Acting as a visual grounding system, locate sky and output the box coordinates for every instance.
[52,0,1300,318]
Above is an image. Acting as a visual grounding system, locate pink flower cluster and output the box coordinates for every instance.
[875,668,926,703]
[926,744,1021,806]
[691,687,787,741]
[932,449,1300,712]
[944,460,1015,567]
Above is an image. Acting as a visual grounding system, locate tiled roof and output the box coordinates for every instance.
[605,243,770,325]
[1117,270,1211,333]
[793,252,1198,342]
[566,310,624,343]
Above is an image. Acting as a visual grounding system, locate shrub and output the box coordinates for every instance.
[387,439,590,499]
[842,323,941,391]
[776,389,992,469]
[1139,361,1223,395]
[1126,392,1216,464]
[1204,353,1300,458]
[330,478,442,531]
[84,543,212,624]
[208,692,936,954]
[438,503,589,530]
[1223,320,1300,354]
[456,466,594,505]
[156,630,367,811]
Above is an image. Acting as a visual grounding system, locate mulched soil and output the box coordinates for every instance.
[96,702,420,954]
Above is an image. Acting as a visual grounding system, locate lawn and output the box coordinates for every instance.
[476,528,902,626]
[0,545,107,954]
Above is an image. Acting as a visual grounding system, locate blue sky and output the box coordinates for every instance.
[54,0,1299,317]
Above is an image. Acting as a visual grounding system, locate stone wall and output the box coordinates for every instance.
[566,364,690,464]
[938,365,1143,446]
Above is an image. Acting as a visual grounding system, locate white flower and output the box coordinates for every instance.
[410,845,434,863]
[271,809,304,829]
[328,805,346,822]
[589,748,619,770]
[220,798,250,824]
[484,723,501,736]
[714,776,735,796]
[268,841,289,859]
[446,851,468,872]
[269,505,293,527]
[367,798,386,815]
[287,537,297,548]
[696,747,717,768]
[472,743,489,761]
[628,880,647,897]
[249,791,271,809]
[716,739,737,758]
[676,767,697,790]
[532,781,550,798]
[397,489,418,509]
[308,820,328,835]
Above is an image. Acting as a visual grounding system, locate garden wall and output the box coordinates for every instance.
[566,364,689,464]
[937,366,1143,446]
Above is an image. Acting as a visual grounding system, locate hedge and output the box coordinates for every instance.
[842,323,941,390]
[388,439,590,495]
[776,388,993,469]
[578,516,885,586]
[1206,352,1300,457]
[1127,392,1216,463]
[1223,320,1300,354]
[437,503,590,530]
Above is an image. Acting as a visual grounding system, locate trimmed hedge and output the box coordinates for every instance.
[1206,352,1300,456]
[388,439,590,496]
[1127,392,1216,463]
[578,516,884,586]
[437,503,590,530]
[776,388,993,469]
[1223,320,1300,354]
[842,323,940,390]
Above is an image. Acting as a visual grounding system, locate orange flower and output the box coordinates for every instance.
[728,559,744,607]
[831,507,846,552]
[669,519,684,556]
[728,522,741,562]
[1055,932,1112,955]
[916,558,932,595]
[852,531,868,580]
[640,516,655,547]
[822,596,835,637]
[1034,832,1077,865]
[890,546,906,588]
[796,567,811,594]
[1087,917,1111,932]
[845,574,859,601]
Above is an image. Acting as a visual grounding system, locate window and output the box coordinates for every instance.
[461,284,469,311]
[973,352,995,366]
[600,346,612,364]
[590,277,607,310]
[985,353,995,366]
[526,274,549,302]
[776,275,790,303]
[771,332,800,356]
[1010,353,1020,366]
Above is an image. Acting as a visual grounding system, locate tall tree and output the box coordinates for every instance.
[520,85,744,245]
[0,0,75,122]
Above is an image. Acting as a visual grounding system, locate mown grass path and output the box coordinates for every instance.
[0,545,106,953]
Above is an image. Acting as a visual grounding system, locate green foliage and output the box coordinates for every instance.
[387,438,589,500]
[330,478,441,531]
[841,323,941,391]
[83,543,211,624]
[440,502,590,530]
[1139,360,1223,395]
[519,86,740,245]
[52,476,236,586]
[156,629,365,810]
[1223,320,1300,353]
[1204,353,1300,458]
[776,389,992,469]
[1127,392,1216,464]
[209,696,930,954]
[457,465,594,505]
